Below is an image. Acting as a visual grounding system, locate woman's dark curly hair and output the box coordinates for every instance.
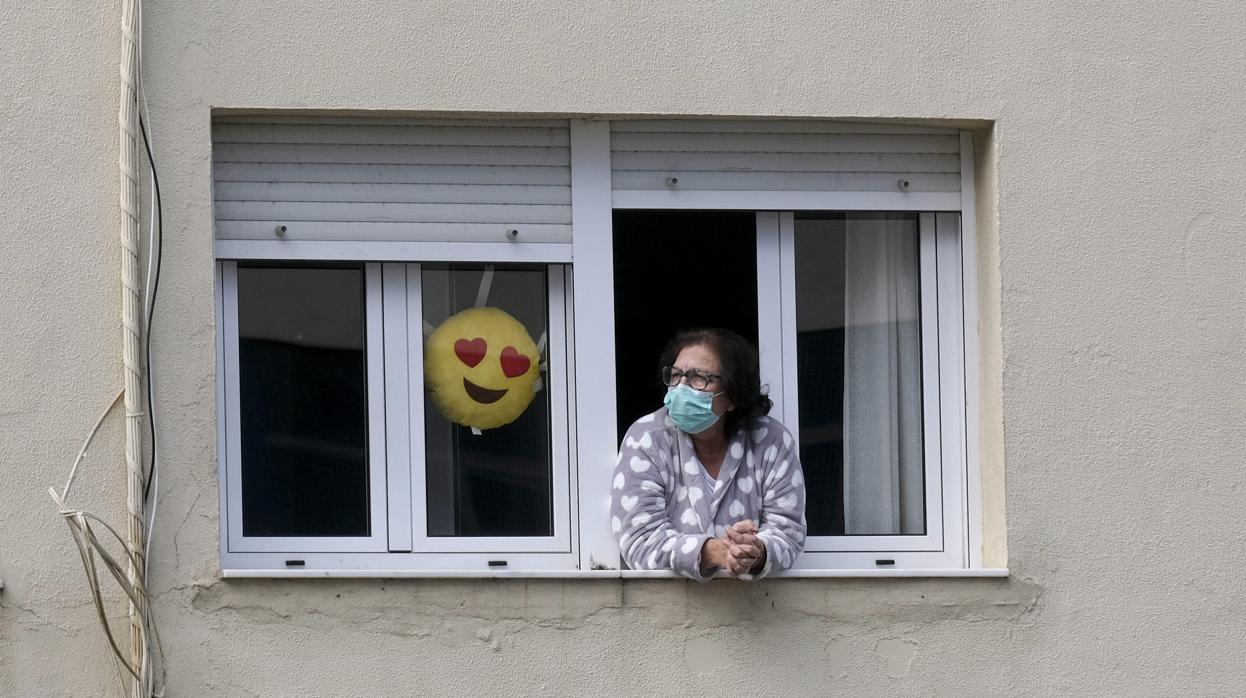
[658,328,772,435]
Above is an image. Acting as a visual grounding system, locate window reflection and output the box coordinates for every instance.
[236,264,370,537]
[795,214,926,536]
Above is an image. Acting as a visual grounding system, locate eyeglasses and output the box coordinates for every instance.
[660,365,722,391]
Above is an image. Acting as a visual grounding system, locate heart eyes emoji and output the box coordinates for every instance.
[454,338,531,378]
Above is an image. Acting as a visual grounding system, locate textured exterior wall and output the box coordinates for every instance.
[2,1,1243,695]
[1,1,134,694]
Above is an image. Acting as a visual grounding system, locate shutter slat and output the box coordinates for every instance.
[611,120,959,135]
[214,182,570,205]
[612,151,960,173]
[612,132,960,154]
[214,116,568,128]
[611,171,961,192]
[216,201,571,225]
[213,163,571,186]
[215,221,571,243]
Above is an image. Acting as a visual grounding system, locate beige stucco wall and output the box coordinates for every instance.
[3,1,1243,695]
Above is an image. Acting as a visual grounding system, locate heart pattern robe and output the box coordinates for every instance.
[611,407,807,581]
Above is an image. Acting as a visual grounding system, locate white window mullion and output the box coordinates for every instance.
[363,264,391,549]
[382,263,413,552]
[220,262,243,554]
[917,214,947,551]
[777,212,800,440]
[569,119,617,571]
[215,263,230,563]
[560,266,580,564]
[754,212,785,425]
[754,210,801,440]
[405,263,429,551]
[546,266,575,555]
[934,212,968,567]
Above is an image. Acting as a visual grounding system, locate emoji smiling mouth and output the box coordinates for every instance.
[462,378,508,404]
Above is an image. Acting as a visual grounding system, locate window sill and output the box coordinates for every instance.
[221,568,1009,579]
[623,568,1010,579]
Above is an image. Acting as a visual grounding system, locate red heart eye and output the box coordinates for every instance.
[500,346,531,378]
[453,338,487,368]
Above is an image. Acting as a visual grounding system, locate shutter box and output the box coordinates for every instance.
[211,116,963,257]
[212,116,572,246]
[609,120,962,210]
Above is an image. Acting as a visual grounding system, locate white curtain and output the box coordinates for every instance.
[842,215,923,535]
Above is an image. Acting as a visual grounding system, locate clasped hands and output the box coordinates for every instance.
[700,520,766,577]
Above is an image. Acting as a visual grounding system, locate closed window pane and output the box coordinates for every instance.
[795,214,926,536]
[422,264,553,537]
[236,265,370,537]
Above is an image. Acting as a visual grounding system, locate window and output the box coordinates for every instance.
[757,212,968,569]
[218,260,577,571]
[612,211,968,570]
[214,116,986,575]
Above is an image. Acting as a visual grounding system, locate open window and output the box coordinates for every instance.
[613,211,968,571]
[213,115,987,575]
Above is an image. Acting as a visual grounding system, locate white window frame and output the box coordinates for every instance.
[217,258,579,572]
[572,123,983,576]
[218,262,390,555]
[755,212,967,570]
[215,120,992,577]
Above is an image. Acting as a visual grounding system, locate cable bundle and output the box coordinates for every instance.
[48,0,167,694]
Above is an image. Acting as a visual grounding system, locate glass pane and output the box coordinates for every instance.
[236,265,370,537]
[422,264,553,537]
[794,213,925,536]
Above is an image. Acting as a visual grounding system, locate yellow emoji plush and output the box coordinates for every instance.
[424,307,541,430]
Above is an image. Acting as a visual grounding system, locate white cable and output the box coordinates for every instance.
[136,0,161,581]
[134,1,166,690]
[50,392,167,696]
[62,393,130,694]
[144,441,158,564]
[121,0,156,694]
[48,488,166,696]
[62,391,124,502]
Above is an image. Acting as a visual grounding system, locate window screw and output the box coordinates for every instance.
[505,228,520,241]
[665,176,679,189]
[896,178,911,191]
[274,224,288,238]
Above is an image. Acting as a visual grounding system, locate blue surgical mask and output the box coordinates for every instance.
[664,383,725,434]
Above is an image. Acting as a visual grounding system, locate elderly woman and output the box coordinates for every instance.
[611,328,806,580]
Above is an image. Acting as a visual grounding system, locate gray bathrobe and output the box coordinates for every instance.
[611,407,806,581]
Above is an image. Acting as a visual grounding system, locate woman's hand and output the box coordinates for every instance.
[724,520,766,574]
[699,537,731,575]
[700,521,767,576]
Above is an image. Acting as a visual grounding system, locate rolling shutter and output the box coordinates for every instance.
[610,120,961,205]
[212,117,572,244]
